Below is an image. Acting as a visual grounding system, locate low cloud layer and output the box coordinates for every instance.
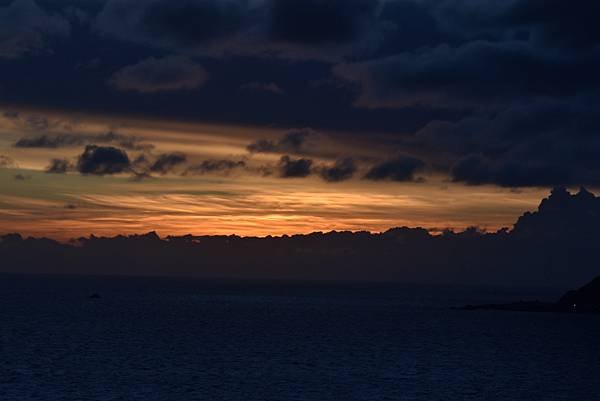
[148,152,187,174]
[77,145,131,175]
[247,129,314,155]
[365,156,426,182]
[15,131,153,151]
[185,159,246,175]
[320,158,357,183]
[45,158,71,174]
[2,188,599,288]
[278,155,313,178]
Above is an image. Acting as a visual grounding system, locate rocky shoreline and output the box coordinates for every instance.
[459,276,600,314]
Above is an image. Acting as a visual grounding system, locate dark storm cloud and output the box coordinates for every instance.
[334,40,600,108]
[109,56,208,93]
[451,154,558,188]
[247,129,314,155]
[45,158,72,174]
[371,0,445,56]
[320,158,357,182]
[364,156,425,182]
[412,99,600,187]
[14,131,152,151]
[95,0,249,51]
[278,155,313,178]
[451,154,576,188]
[266,0,377,45]
[88,0,517,61]
[0,0,69,59]
[240,82,283,94]
[332,0,600,109]
[2,0,600,188]
[93,0,383,60]
[77,145,131,175]
[141,0,247,45]
[95,0,589,63]
[185,159,246,175]
[503,0,600,49]
[148,152,187,175]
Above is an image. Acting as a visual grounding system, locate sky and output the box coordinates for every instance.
[0,0,598,240]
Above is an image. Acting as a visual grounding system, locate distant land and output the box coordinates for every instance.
[461,275,600,314]
[1,187,599,288]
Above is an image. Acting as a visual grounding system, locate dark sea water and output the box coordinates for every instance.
[1,274,599,401]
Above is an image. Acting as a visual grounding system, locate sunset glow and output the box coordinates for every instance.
[0,108,552,240]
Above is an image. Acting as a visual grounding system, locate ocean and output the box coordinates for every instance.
[1,274,599,401]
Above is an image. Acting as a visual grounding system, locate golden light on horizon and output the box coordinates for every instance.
[0,167,551,240]
[0,107,565,241]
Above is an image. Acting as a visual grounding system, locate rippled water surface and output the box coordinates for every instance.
[1,274,599,401]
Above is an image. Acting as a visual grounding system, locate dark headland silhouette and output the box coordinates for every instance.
[1,187,599,288]
[461,275,600,314]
